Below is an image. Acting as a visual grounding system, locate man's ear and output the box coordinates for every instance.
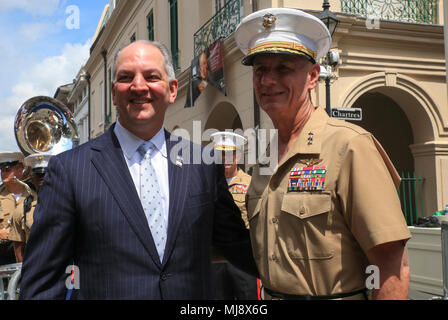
[308,63,321,90]
[169,79,178,104]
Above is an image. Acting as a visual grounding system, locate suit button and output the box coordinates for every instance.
[271,217,278,224]
[299,207,306,215]
[160,273,169,281]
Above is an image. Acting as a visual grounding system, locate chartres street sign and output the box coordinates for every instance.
[331,108,362,121]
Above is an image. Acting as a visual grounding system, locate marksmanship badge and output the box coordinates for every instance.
[299,158,323,167]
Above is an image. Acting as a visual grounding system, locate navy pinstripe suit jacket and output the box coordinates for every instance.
[19,125,257,299]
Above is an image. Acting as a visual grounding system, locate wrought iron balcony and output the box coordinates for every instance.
[194,0,242,56]
[340,0,438,24]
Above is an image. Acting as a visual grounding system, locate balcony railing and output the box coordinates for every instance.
[398,172,425,226]
[194,0,242,56]
[341,0,438,24]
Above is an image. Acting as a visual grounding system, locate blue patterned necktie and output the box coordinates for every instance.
[138,141,166,262]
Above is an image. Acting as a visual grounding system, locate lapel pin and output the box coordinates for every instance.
[175,155,183,168]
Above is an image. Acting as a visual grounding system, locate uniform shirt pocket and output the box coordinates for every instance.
[232,193,246,206]
[281,192,331,219]
[280,192,333,260]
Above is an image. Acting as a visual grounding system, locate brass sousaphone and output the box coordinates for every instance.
[15,96,79,157]
[13,96,79,224]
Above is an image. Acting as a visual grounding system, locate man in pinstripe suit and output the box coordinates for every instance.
[19,41,257,299]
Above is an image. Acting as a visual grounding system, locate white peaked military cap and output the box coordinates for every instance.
[211,132,247,151]
[24,154,52,171]
[0,152,24,168]
[234,7,331,65]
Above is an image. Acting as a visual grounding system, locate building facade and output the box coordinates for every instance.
[71,0,447,219]
[67,69,90,145]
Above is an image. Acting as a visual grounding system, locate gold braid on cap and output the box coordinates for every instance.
[215,145,237,151]
[247,41,317,60]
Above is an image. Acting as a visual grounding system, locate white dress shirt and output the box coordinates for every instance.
[226,177,235,185]
[114,120,170,228]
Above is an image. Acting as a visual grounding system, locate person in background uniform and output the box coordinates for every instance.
[9,154,51,262]
[0,152,32,265]
[210,132,258,300]
[234,8,411,300]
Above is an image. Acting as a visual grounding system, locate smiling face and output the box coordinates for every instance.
[252,54,320,121]
[221,151,238,179]
[112,42,178,140]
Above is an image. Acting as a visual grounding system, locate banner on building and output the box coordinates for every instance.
[185,40,226,108]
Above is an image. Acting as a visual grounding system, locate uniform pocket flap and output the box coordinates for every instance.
[281,192,331,219]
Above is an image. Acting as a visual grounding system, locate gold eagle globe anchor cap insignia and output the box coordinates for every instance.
[262,13,276,29]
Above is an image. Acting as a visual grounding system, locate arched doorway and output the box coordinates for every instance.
[340,72,438,220]
[204,102,246,171]
[348,91,414,174]
[204,102,243,132]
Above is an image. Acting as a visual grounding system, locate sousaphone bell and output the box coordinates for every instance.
[14,96,79,156]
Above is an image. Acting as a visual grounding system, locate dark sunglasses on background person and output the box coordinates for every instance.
[0,161,20,170]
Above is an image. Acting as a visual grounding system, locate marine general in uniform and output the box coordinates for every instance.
[9,154,50,262]
[234,8,411,300]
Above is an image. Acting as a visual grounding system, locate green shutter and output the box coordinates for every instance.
[147,10,154,41]
[169,0,179,70]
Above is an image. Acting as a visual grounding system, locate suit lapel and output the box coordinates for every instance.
[90,125,162,268]
[162,131,190,265]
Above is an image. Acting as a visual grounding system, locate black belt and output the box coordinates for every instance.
[264,287,368,300]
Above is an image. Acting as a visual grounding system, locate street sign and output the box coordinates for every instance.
[331,108,362,121]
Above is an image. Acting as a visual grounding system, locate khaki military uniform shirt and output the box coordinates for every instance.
[246,107,411,296]
[1,185,36,242]
[8,190,37,244]
[1,185,22,232]
[228,169,251,229]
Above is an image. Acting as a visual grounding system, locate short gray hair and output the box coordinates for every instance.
[112,40,176,83]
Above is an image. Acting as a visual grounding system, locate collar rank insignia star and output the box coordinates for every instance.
[307,132,314,145]
[288,165,327,192]
[262,13,276,29]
